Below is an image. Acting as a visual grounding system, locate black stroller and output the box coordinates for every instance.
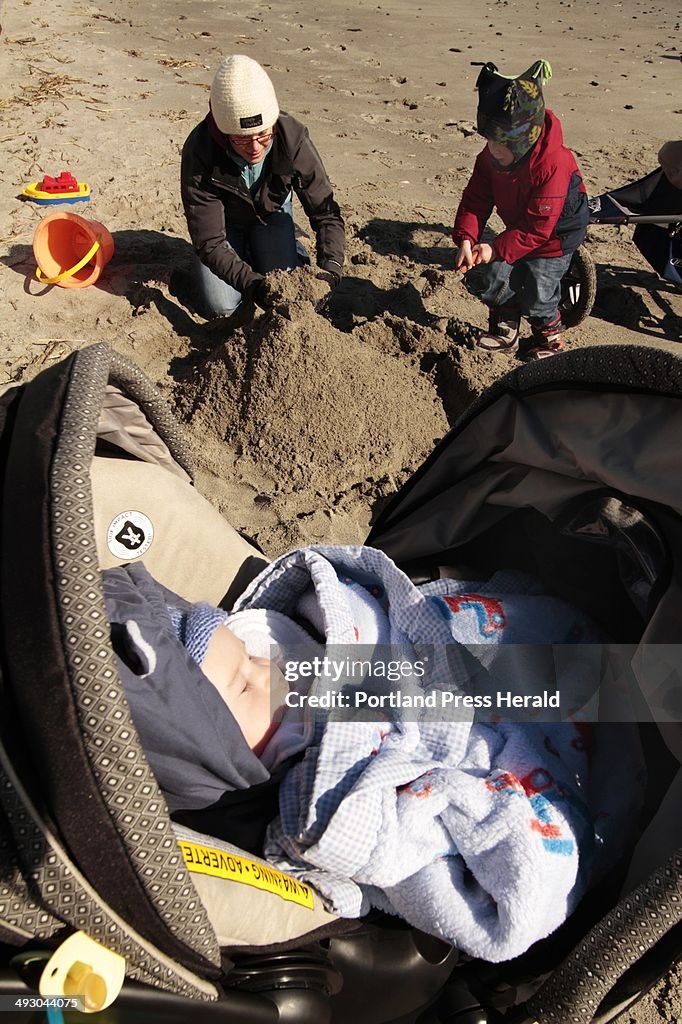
[1,342,682,1023]
[588,167,682,288]
[560,166,682,330]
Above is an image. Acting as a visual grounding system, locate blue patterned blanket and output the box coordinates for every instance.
[230,545,642,961]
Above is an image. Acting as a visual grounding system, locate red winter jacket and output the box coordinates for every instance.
[452,110,588,263]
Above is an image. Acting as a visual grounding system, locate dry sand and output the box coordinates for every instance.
[1,0,681,553]
[1,0,681,1018]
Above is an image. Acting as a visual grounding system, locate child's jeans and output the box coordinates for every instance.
[465,253,574,323]
[190,194,308,319]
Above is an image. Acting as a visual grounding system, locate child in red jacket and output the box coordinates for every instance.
[452,60,589,358]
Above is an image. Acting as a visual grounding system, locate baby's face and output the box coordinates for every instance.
[201,625,289,753]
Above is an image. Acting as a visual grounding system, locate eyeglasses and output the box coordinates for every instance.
[228,131,275,150]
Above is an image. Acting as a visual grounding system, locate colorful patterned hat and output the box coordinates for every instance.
[476,59,552,162]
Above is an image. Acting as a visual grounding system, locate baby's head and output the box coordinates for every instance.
[476,59,551,167]
[175,601,289,755]
[200,622,289,753]
[658,141,682,190]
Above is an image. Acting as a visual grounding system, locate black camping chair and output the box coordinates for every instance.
[2,343,682,1023]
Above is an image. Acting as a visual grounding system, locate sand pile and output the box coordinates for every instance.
[179,269,449,506]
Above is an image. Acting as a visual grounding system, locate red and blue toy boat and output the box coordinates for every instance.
[22,170,90,205]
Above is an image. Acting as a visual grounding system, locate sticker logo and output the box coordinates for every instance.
[107,511,154,560]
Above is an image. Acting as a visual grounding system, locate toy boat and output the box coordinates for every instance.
[22,171,90,205]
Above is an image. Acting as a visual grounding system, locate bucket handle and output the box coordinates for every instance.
[35,234,101,285]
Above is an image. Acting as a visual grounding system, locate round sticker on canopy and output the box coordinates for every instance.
[107,510,154,561]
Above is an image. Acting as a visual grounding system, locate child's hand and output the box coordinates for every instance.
[472,243,494,265]
[455,240,475,273]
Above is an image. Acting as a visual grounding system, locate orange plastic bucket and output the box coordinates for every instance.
[32,211,114,288]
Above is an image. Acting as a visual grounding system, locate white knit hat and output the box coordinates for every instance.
[210,55,279,136]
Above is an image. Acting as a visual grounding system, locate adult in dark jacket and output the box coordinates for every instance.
[452,60,589,359]
[176,54,345,321]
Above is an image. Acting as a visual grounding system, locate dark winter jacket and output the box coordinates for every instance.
[180,111,345,296]
[102,562,283,854]
[452,110,588,263]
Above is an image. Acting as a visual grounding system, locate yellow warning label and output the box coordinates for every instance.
[178,841,315,909]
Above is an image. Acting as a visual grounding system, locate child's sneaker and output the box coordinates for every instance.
[478,305,521,351]
[521,316,565,360]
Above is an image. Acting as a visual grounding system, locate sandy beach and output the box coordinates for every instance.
[1,0,681,1018]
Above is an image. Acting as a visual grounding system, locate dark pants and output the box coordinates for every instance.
[465,253,573,323]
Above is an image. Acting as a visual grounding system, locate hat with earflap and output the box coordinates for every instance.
[476,59,552,163]
[210,54,280,136]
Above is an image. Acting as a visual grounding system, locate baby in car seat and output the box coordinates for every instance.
[103,546,644,964]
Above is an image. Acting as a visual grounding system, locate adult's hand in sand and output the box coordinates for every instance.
[316,269,341,289]
[316,261,342,289]
[251,276,274,311]
[455,240,475,273]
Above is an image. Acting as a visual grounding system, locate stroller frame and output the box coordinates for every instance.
[2,343,682,1023]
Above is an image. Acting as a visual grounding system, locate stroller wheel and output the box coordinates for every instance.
[560,244,597,328]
